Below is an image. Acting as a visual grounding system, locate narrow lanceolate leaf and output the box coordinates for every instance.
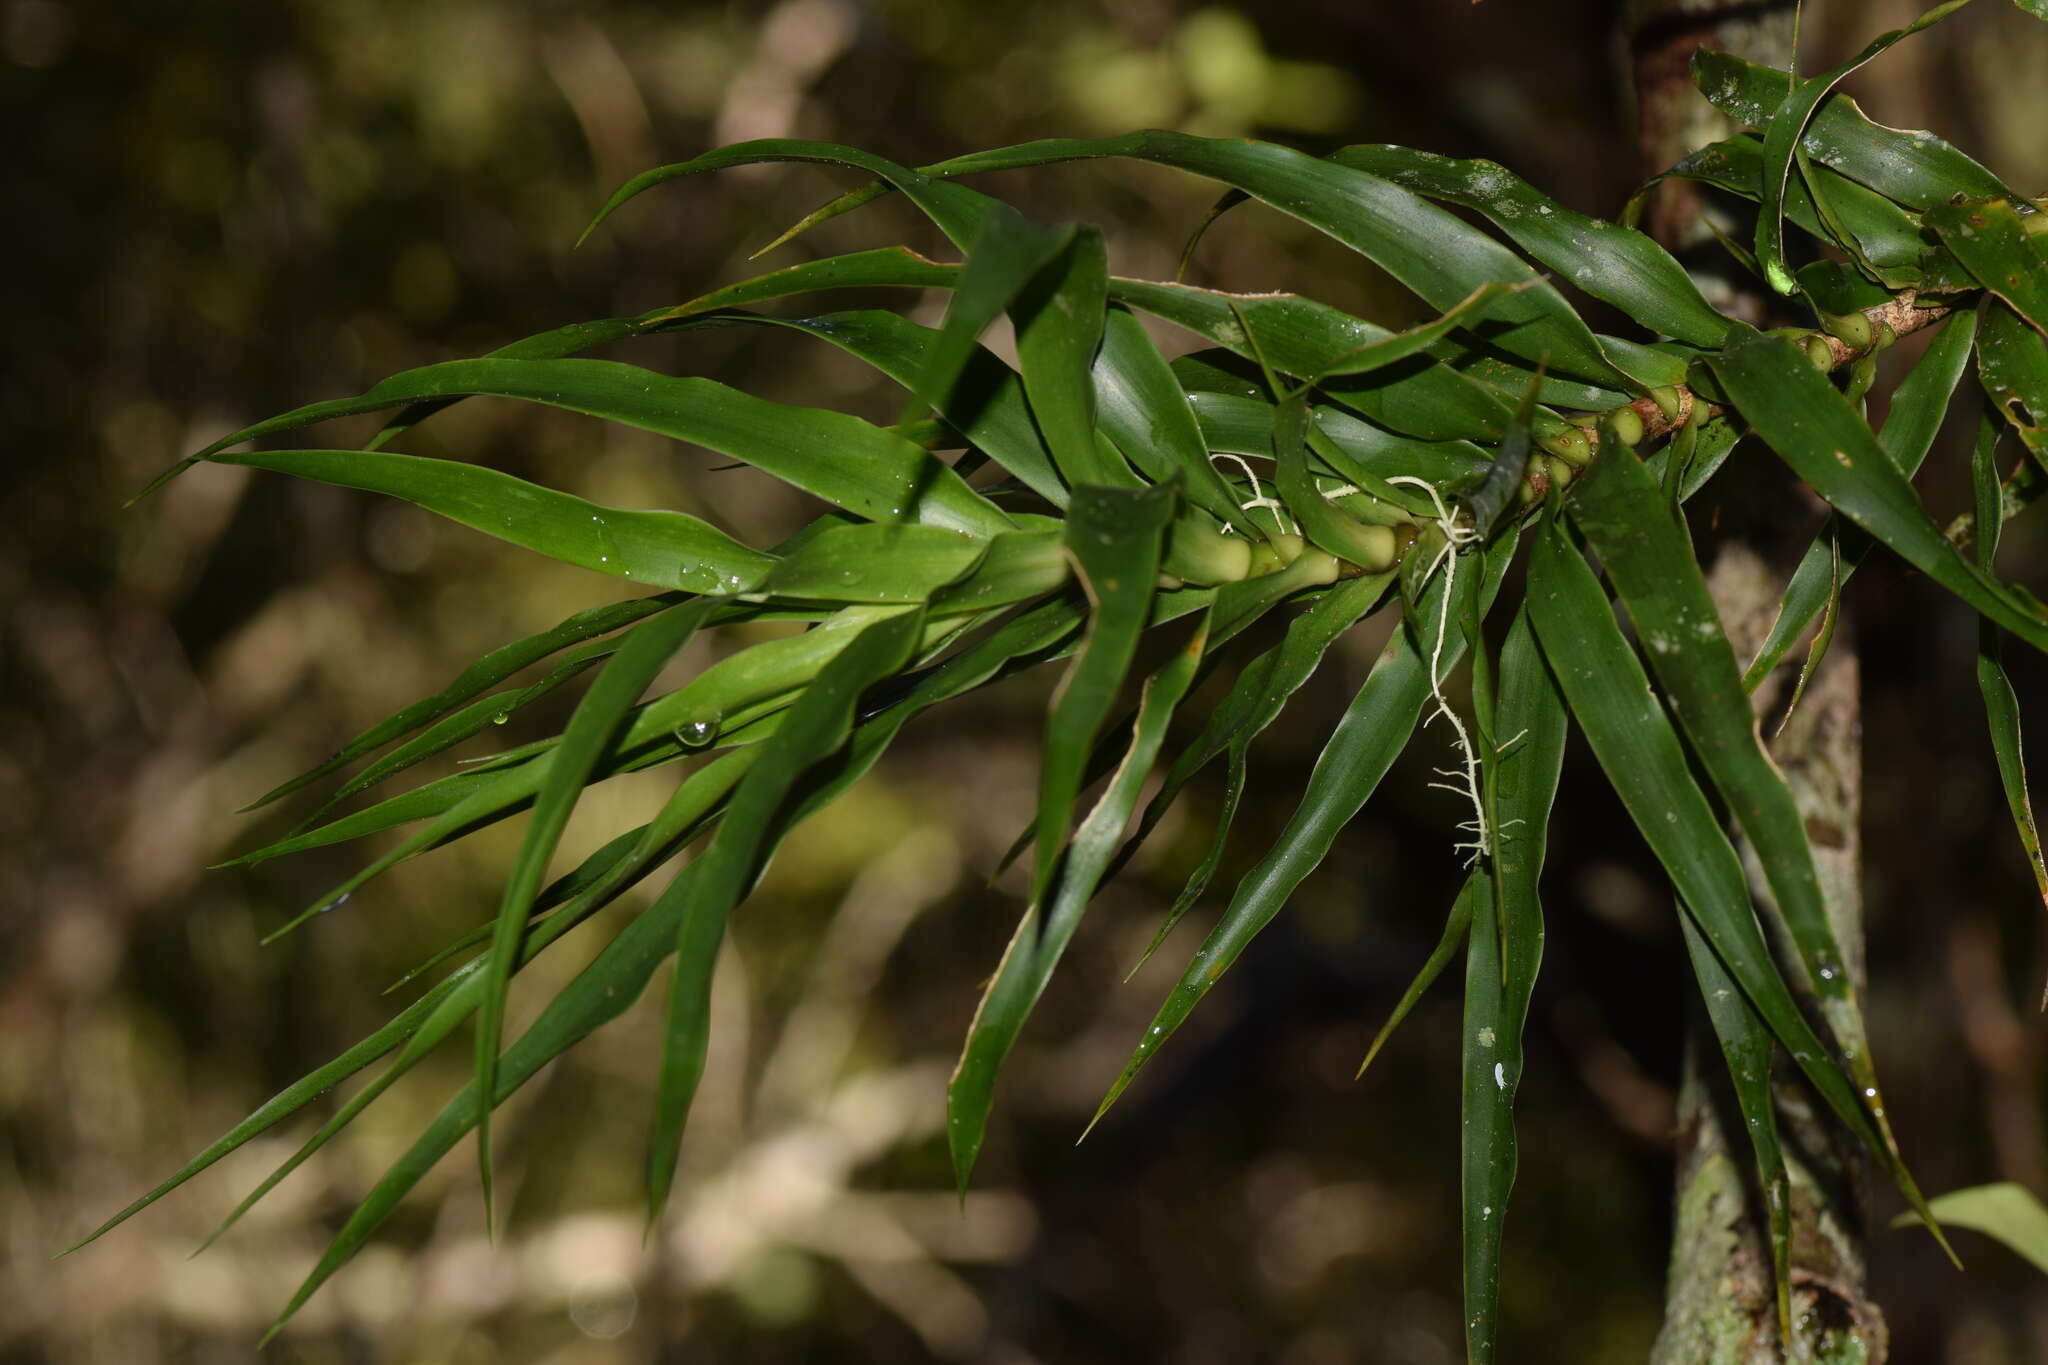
[1034,483,1176,904]
[242,592,688,811]
[1709,328,2048,655]
[473,598,718,1229]
[749,311,1068,506]
[1568,432,1882,1104]
[1928,199,2048,338]
[1329,145,1733,347]
[582,138,997,252]
[1660,134,1925,285]
[1746,309,1979,687]
[948,614,1208,1189]
[1693,49,2018,209]
[1461,605,1566,1365]
[1679,913,1795,1346]
[1893,1184,2048,1274]
[1091,531,1518,1129]
[1014,229,1134,489]
[1094,306,1268,539]
[218,449,774,594]
[658,246,959,322]
[647,607,929,1223]
[1525,516,1951,1255]
[63,969,469,1255]
[1971,411,2048,973]
[757,523,987,603]
[1271,393,1403,569]
[1120,570,1396,963]
[1977,301,2048,465]
[1461,377,1539,540]
[820,133,1637,387]
[1358,884,1470,1079]
[917,210,1075,428]
[198,358,1012,539]
[1751,1,1975,294]
[267,852,717,1341]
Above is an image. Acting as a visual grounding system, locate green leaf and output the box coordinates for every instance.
[1357,882,1470,1079]
[1978,300,2048,465]
[473,597,719,1228]
[1693,49,2017,209]
[1745,309,1979,686]
[62,969,469,1256]
[2016,0,2048,18]
[266,852,715,1341]
[657,246,959,322]
[948,613,1208,1189]
[1708,328,2048,654]
[758,523,988,602]
[1094,306,1268,539]
[1090,530,1518,1130]
[1013,229,1135,489]
[1461,605,1567,1364]
[1120,570,1396,966]
[1661,134,1922,283]
[1751,1,1975,294]
[1271,392,1402,569]
[1329,145,1733,347]
[1972,410,2048,973]
[1679,913,1794,1346]
[1034,483,1176,903]
[1524,514,1950,1252]
[189,355,1013,539]
[240,592,689,812]
[1568,430,1883,1102]
[918,210,1075,430]
[749,311,1069,506]
[1893,1183,2048,1274]
[1928,198,2048,338]
[647,607,929,1223]
[219,448,775,594]
[582,138,997,251]
[826,132,1637,388]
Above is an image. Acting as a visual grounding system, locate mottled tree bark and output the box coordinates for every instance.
[1625,4,1889,1361]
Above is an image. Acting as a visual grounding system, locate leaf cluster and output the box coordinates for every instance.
[82,6,2048,1355]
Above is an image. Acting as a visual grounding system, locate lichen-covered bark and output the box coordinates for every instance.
[1648,549,1886,1365]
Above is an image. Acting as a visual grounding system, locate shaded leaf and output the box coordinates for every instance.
[1694,49,2017,208]
[1462,604,1567,1365]
[1524,513,1950,1251]
[1569,429,1882,1104]
[1927,198,2048,338]
[1752,1,1974,294]
[1745,309,1979,686]
[1707,328,2048,654]
[1331,144,1733,347]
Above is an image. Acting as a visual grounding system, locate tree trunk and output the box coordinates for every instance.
[1625,4,1889,1361]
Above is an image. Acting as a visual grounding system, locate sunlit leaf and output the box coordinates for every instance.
[647,607,930,1222]
[948,612,1208,1188]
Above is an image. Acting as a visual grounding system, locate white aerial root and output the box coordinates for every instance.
[1209,451,1297,535]
[1385,475,1494,864]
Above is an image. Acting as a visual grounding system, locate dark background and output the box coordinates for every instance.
[4,1,2047,1361]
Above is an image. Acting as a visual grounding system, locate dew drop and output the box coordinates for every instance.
[492,712,510,725]
[674,715,719,748]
